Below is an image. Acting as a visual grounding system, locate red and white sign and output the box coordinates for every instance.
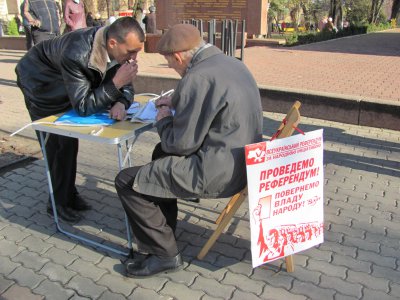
[245,129,324,268]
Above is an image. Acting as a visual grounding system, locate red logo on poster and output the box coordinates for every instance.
[245,142,266,165]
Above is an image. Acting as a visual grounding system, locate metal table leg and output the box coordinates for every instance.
[40,131,131,256]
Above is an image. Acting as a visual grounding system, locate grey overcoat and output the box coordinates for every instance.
[133,46,263,199]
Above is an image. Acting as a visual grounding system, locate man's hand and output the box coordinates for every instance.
[155,96,172,109]
[109,102,126,120]
[156,106,172,121]
[113,61,138,89]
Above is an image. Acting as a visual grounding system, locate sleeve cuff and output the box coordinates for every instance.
[155,116,173,134]
[104,81,124,101]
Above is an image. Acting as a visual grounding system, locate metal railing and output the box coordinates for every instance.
[182,19,246,61]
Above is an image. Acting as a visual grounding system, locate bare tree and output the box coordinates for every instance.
[391,0,400,20]
[330,0,343,27]
[369,0,385,23]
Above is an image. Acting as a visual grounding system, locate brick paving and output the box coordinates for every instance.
[0,30,399,299]
[137,28,400,104]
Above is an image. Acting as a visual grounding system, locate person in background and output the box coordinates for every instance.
[14,14,22,33]
[281,21,286,32]
[86,12,94,27]
[64,0,86,32]
[16,17,144,222]
[20,1,34,50]
[92,12,103,26]
[318,17,328,32]
[324,17,337,32]
[133,7,145,32]
[23,0,60,44]
[115,24,262,277]
[142,5,156,34]
[107,16,117,26]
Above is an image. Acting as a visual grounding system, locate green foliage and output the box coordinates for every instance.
[285,32,299,45]
[345,0,388,24]
[6,19,19,36]
[285,22,392,46]
[269,0,289,21]
[366,21,392,32]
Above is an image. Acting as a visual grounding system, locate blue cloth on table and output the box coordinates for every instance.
[55,109,116,126]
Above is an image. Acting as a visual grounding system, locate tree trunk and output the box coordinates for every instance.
[369,0,384,23]
[391,0,400,19]
[301,4,311,26]
[369,0,376,23]
[330,0,337,20]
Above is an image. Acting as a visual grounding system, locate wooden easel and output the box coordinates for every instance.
[197,101,302,273]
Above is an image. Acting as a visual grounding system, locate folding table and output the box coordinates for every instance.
[32,98,153,257]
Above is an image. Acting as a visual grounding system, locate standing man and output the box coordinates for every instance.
[16,17,145,222]
[20,0,34,50]
[142,5,156,34]
[64,0,86,32]
[23,0,61,44]
[115,24,263,277]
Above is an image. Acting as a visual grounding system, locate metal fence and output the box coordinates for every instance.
[182,19,246,61]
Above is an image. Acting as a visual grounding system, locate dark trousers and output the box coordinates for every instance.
[31,28,58,45]
[24,99,79,207]
[115,144,179,257]
[23,25,34,50]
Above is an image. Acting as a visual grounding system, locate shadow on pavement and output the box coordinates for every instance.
[0,59,20,64]
[290,31,400,57]
[0,78,18,87]
[263,116,400,177]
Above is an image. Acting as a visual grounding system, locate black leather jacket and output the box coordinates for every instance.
[16,26,133,117]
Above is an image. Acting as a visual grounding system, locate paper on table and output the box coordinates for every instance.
[126,102,141,115]
[130,90,175,123]
[130,100,158,123]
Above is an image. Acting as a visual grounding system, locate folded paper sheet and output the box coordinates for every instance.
[130,90,175,123]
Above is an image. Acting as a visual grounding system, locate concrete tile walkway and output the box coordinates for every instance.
[0,29,399,299]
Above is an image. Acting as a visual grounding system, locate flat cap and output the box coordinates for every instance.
[157,24,202,55]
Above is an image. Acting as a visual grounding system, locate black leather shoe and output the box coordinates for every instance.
[126,253,183,277]
[47,203,81,223]
[122,251,149,269]
[69,194,92,211]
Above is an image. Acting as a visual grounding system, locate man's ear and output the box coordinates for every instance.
[173,52,184,64]
[108,38,118,49]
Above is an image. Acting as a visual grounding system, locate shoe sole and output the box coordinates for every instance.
[126,264,184,278]
[46,210,80,223]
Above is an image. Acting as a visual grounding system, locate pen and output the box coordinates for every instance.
[155,90,170,109]
[153,89,174,106]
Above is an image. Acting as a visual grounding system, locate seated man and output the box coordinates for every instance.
[16,17,144,222]
[115,24,263,277]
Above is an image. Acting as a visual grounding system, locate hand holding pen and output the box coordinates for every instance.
[155,90,173,109]
[155,90,174,121]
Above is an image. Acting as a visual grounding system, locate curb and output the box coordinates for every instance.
[135,73,400,131]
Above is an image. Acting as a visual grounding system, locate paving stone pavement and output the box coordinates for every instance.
[0,33,400,299]
[138,28,400,104]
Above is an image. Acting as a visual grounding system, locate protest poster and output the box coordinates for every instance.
[245,129,324,268]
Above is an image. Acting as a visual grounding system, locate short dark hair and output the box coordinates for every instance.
[107,17,145,43]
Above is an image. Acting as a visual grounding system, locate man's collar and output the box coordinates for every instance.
[103,27,118,70]
[186,43,214,72]
[88,26,111,74]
